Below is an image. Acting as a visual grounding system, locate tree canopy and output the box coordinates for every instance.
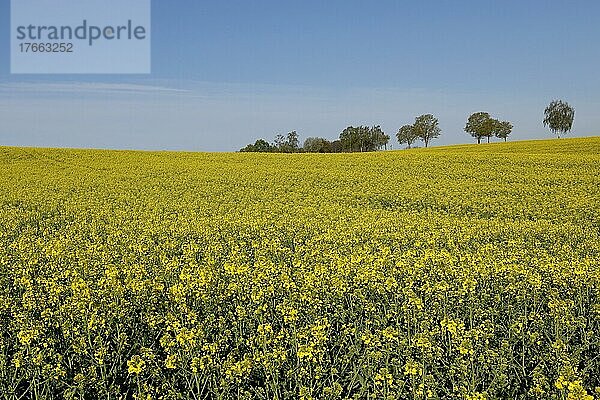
[240,139,274,153]
[275,131,300,153]
[240,110,517,152]
[544,100,575,138]
[465,112,514,143]
[465,112,494,144]
[240,132,343,153]
[396,124,417,149]
[303,137,332,153]
[339,125,389,152]
[493,120,513,142]
[413,114,441,148]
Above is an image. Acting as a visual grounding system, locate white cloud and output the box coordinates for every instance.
[0,82,189,95]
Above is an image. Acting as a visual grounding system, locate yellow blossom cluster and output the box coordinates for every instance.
[0,138,599,398]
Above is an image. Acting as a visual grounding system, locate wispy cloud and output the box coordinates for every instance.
[0,82,190,95]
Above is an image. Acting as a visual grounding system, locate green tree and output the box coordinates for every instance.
[465,112,494,144]
[369,125,390,151]
[286,131,300,151]
[303,137,332,153]
[413,114,441,148]
[240,139,274,152]
[340,126,359,152]
[544,100,575,138]
[274,134,286,151]
[493,120,513,142]
[340,126,365,152]
[340,125,389,152]
[356,126,372,152]
[274,131,301,153]
[330,140,343,153]
[396,124,417,149]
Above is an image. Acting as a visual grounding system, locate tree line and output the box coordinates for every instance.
[240,100,575,153]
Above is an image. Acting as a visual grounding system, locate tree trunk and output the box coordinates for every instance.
[487,136,490,144]
[504,137,507,142]
[477,137,481,144]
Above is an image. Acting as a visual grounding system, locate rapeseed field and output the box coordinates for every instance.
[1,137,599,399]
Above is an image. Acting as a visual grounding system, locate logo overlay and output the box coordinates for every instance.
[11,0,151,74]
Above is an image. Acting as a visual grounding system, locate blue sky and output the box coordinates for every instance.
[1,0,600,151]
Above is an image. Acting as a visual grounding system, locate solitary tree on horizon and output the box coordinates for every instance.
[544,100,575,138]
[413,114,441,148]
